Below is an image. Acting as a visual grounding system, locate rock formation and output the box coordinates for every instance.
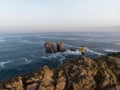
[44,41,66,53]
[57,41,66,52]
[0,53,120,90]
[44,42,57,53]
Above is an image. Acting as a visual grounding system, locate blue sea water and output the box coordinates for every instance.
[0,32,120,81]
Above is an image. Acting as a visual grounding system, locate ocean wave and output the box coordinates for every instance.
[64,44,80,48]
[86,49,104,56]
[0,61,13,68]
[59,56,66,64]
[41,53,66,64]
[22,58,33,64]
[85,38,120,46]
[41,53,62,59]
[64,38,80,40]
[20,40,45,44]
[64,44,104,56]
[20,40,37,44]
[104,49,120,52]
[63,50,81,55]
[0,38,5,43]
[41,50,81,60]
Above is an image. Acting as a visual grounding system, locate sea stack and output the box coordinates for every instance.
[44,42,57,53]
[57,41,66,52]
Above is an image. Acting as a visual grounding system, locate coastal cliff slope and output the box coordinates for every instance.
[0,52,120,90]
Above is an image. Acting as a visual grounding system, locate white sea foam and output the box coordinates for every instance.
[0,61,13,68]
[104,49,120,52]
[64,44,80,48]
[41,56,48,59]
[20,40,45,44]
[59,56,66,64]
[22,58,33,64]
[41,53,66,64]
[47,53,62,59]
[64,44,73,47]
[41,50,80,60]
[64,44,104,56]
[63,50,81,55]
[86,49,104,56]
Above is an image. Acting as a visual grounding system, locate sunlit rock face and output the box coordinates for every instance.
[0,53,120,90]
[57,41,66,52]
[44,42,57,53]
[44,41,66,53]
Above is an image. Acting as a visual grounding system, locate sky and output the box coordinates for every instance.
[0,0,120,33]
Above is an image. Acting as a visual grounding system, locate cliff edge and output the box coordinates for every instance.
[0,52,120,90]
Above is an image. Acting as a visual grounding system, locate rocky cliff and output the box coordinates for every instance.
[0,52,120,90]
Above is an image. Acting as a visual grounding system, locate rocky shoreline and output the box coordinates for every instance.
[0,52,120,90]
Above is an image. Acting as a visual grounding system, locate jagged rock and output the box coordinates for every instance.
[63,57,97,90]
[44,42,57,53]
[27,83,38,90]
[4,76,24,90]
[56,69,66,90]
[0,52,120,90]
[103,85,120,90]
[38,65,55,90]
[25,69,44,84]
[57,41,66,52]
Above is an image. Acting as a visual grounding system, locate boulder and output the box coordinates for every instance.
[57,41,66,52]
[44,42,57,53]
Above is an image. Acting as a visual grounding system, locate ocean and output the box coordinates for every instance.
[0,32,120,81]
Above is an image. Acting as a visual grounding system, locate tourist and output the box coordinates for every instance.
[81,45,86,55]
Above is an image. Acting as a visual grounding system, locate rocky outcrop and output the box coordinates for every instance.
[44,42,57,53]
[57,41,66,52]
[44,41,66,53]
[0,53,120,90]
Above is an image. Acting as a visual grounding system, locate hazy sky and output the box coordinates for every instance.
[0,0,120,33]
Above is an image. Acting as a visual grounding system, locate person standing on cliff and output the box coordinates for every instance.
[81,45,86,55]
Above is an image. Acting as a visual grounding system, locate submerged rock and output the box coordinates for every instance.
[0,52,120,90]
[70,48,76,51]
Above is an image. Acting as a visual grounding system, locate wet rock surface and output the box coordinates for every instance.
[70,48,76,52]
[0,53,120,90]
[57,41,66,52]
[44,41,66,53]
[44,42,57,53]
